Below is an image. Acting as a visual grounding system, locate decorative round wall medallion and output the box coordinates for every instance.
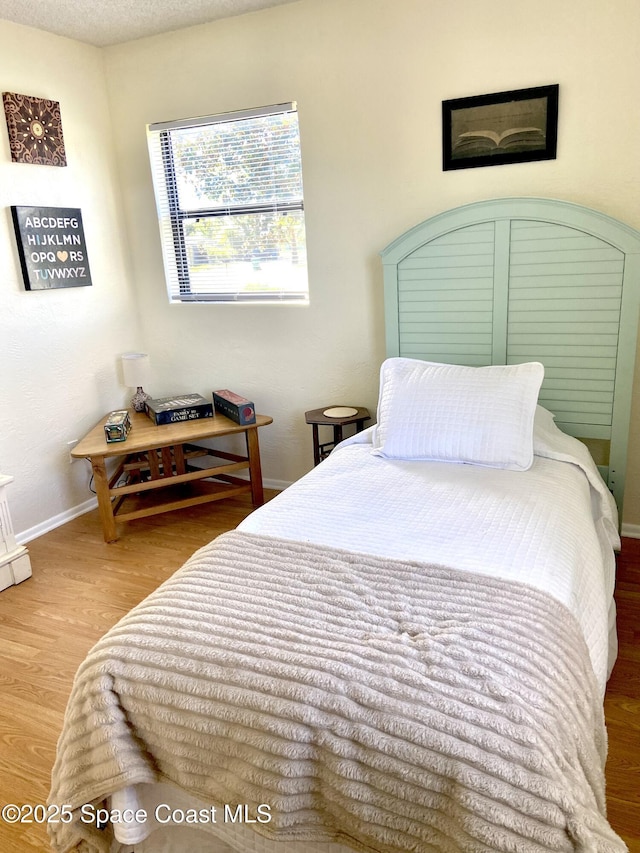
[2,91,67,166]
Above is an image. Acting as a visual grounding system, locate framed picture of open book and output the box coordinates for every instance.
[442,84,559,171]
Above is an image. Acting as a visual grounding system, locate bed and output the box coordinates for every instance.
[48,199,640,853]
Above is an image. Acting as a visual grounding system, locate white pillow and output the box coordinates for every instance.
[372,358,544,470]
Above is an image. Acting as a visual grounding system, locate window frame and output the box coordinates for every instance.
[147,102,308,305]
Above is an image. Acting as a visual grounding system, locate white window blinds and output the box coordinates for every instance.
[147,103,308,303]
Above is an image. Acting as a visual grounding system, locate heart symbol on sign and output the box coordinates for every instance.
[57,251,68,262]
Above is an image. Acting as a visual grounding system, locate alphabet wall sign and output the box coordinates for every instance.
[11,205,92,290]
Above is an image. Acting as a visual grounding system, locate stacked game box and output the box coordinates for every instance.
[145,394,213,425]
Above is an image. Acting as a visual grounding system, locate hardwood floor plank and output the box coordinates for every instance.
[0,500,637,851]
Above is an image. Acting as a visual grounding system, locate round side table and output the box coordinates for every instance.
[304,406,371,466]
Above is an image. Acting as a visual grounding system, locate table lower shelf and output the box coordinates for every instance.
[112,476,252,524]
[90,432,265,542]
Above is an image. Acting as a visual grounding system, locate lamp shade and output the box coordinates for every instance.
[121,352,150,388]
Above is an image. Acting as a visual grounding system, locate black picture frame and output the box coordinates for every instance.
[442,84,559,171]
[11,205,92,290]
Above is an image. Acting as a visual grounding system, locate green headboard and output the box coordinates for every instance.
[380,198,640,513]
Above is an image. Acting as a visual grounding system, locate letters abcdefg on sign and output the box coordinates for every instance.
[11,205,92,290]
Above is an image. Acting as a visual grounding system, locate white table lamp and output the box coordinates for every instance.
[121,352,151,412]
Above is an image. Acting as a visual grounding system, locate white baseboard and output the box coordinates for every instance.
[16,497,98,545]
[15,478,291,545]
[263,477,291,492]
[620,522,640,539]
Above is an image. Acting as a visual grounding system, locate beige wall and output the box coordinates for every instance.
[4,0,640,536]
[0,20,142,535]
[104,0,640,523]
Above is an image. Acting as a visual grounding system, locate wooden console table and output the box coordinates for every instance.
[72,409,273,542]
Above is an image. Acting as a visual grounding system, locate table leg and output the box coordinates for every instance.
[312,424,320,466]
[245,428,264,506]
[91,455,117,543]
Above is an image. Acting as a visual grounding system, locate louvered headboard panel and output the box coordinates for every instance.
[397,222,496,366]
[381,198,640,512]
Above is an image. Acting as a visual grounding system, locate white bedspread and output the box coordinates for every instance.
[239,417,619,694]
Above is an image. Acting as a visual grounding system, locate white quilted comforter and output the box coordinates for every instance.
[240,413,619,694]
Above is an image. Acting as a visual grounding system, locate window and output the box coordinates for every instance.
[147,103,308,303]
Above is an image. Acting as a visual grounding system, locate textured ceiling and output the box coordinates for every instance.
[0,0,300,46]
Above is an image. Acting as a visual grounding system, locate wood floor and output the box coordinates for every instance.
[0,498,638,852]
[607,539,640,850]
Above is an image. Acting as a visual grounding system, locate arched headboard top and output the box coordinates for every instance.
[380,197,640,514]
[381,197,640,263]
